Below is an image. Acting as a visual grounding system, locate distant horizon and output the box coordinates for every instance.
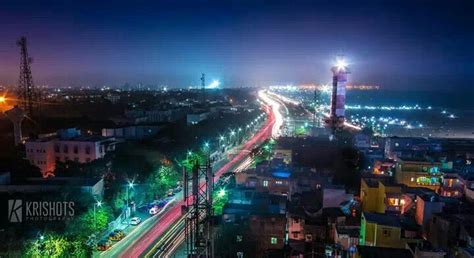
[0,0,472,91]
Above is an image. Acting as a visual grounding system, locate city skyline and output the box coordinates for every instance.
[0,0,472,90]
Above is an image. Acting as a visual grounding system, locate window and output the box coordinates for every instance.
[63,145,69,154]
[382,229,391,237]
[275,180,283,185]
[54,145,60,153]
[410,177,414,182]
[73,145,79,154]
[271,237,277,245]
[387,198,399,206]
[263,180,269,187]
[85,146,91,155]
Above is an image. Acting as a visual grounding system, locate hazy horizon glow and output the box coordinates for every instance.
[0,0,472,90]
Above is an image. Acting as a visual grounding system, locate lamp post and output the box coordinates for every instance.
[219,135,225,152]
[126,181,134,225]
[230,130,235,145]
[93,201,102,230]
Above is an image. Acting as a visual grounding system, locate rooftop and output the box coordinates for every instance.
[357,245,413,258]
[363,212,401,228]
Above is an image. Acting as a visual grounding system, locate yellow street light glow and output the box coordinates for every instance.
[0,96,6,103]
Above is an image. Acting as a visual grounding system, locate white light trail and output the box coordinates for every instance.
[258,90,284,138]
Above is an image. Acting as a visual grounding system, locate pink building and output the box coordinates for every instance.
[25,130,117,176]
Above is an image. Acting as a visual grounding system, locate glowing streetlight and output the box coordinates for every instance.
[0,96,5,103]
[217,188,226,197]
[93,200,102,229]
[126,180,135,224]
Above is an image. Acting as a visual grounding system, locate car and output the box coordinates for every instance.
[149,206,159,215]
[130,217,141,225]
[166,190,175,197]
[157,200,168,208]
[113,229,125,238]
[108,230,125,241]
[97,240,112,251]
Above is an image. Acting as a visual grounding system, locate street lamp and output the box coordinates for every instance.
[218,188,226,198]
[126,181,134,225]
[93,200,102,229]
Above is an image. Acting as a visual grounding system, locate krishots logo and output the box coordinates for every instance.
[8,200,75,223]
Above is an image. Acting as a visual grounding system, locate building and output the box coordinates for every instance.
[414,195,445,230]
[360,179,406,214]
[395,158,443,191]
[360,212,420,248]
[102,125,163,140]
[356,245,414,258]
[187,111,209,125]
[219,189,287,257]
[384,137,434,160]
[0,174,104,197]
[25,128,117,176]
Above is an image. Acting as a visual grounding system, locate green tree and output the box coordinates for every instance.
[148,165,180,199]
[65,204,114,238]
[24,233,68,258]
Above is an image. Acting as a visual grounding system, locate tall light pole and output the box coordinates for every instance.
[126,181,134,225]
[93,201,102,229]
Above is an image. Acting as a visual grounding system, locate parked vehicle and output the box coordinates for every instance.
[130,217,141,225]
[97,240,112,251]
[108,230,125,241]
[149,206,159,215]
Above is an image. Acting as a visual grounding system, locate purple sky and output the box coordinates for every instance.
[0,0,472,90]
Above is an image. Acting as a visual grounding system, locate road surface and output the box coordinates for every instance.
[100,90,282,258]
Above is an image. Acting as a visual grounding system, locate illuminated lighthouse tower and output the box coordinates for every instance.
[329,58,350,132]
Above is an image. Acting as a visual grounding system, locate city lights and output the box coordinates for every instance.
[207,80,220,89]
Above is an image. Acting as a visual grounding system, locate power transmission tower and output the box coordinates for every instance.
[17,37,38,117]
[183,159,214,257]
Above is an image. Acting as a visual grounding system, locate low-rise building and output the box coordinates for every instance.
[395,158,443,191]
[360,212,420,248]
[25,128,117,176]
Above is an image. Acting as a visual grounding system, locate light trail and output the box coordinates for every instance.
[142,91,284,257]
[258,90,284,138]
[267,90,362,131]
[117,95,277,258]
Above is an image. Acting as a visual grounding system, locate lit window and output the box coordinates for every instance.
[271,237,277,245]
[263,180,269,187]
[410,177,414,182]
[275,181,283,185]
[387,198,399,206]
[236,235,242,242]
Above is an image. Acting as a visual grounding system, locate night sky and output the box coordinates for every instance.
[0,0,472,90]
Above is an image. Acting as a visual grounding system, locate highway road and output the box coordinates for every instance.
[146,90,285,257]
[98,90,283,258]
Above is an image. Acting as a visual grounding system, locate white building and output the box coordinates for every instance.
[25,129,117,176]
